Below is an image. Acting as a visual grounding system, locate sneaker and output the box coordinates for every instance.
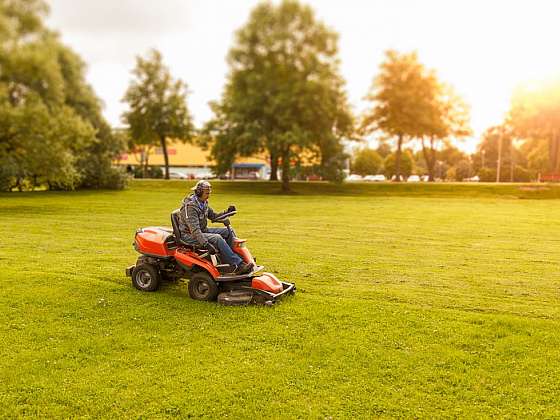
[233,262,254,275]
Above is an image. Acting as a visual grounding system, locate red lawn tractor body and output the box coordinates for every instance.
[126,211,295,305]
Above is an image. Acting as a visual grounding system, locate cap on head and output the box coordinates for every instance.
[191,180,212,197]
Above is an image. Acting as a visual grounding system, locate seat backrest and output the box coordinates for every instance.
[171,209,183,241]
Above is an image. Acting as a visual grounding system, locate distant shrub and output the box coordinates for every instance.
[133,166,163,179]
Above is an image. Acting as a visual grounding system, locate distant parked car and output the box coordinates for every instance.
[169,171,188,179]
[346,174,363,182]
[421,175,430,182]
[195,172,214,180]
[464,175,480,182]
[407,175,420,182]
[364,174,386,182]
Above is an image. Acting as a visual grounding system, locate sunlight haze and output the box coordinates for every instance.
[47,0,560,152]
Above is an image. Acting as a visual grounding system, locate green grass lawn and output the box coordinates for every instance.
[1,180,559,418]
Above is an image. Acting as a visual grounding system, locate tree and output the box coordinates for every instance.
[474,125,522,182]
[453,159,473,181]
[361,50,439,181]
[203,0,353,191]
[384,150,414,180]
[0,0,126,191]
[122,49,194,179]
[0,0,127,190]
[420,85,471,181]
[352,148,383,175]
[509,80,560,173]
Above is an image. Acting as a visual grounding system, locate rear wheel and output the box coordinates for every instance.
[132,263,160,292]
[188,272,219,301]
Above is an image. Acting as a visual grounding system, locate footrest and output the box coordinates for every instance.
[125,265,135,277]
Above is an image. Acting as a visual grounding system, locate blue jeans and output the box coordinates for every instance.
[183,227,242,266]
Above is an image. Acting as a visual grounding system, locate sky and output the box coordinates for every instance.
[47,0,560,152]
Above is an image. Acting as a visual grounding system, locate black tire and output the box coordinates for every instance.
[132,263,160,292]
[188,271,219,301]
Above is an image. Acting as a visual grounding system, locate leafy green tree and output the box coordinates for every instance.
[352,148,383,175]
[204,0,353,191]
[384,150,414,179]
[122,49,194,179]
[361,50,438,181]
[0,0,126,190]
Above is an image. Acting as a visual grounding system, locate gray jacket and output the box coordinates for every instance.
[178,194,226,246]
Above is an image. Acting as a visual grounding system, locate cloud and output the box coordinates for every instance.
[48,0,193,36]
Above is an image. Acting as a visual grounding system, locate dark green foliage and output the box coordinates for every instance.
[133,165,163,179]
[0,0,127,191]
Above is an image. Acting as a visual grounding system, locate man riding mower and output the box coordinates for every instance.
[178,180,253,275]
[125,180,295,305]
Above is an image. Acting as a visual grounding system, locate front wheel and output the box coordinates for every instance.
[188,272,219,301]
[132,263,160,292]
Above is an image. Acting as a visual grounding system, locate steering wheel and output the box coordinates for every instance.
[213,210,236,223]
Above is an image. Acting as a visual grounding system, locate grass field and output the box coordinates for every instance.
[1,180,560,418]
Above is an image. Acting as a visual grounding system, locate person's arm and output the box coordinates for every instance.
[185,204,207,246]
[207,206,219,222]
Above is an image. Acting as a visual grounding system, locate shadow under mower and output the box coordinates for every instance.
[126,209,295,305]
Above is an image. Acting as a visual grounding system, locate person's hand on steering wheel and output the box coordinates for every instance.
[227,205,236,213]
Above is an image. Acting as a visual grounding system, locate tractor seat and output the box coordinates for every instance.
[171,210,218,265]
[171,209,198,251]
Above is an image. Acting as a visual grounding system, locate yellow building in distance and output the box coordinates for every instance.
[116,139,270,179]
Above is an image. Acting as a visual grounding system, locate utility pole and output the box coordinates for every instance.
[510,137,515,182]
[496,128,503,183]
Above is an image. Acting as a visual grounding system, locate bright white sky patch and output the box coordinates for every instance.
[47,0,560,152]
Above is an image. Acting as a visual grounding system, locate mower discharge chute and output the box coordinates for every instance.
[126,209,295,305]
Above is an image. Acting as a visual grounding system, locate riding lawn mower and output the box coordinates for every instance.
[125,209,295,305]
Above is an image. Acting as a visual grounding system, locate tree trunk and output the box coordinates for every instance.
[394,134,403,182]
[160,135,170,179]
[281,146,291,192]
[429,137,437,182]
[270,152,279,181]
[496,130,503,183]
[421,137,436,182]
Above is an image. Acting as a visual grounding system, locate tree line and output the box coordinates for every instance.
[2,0,559,192]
